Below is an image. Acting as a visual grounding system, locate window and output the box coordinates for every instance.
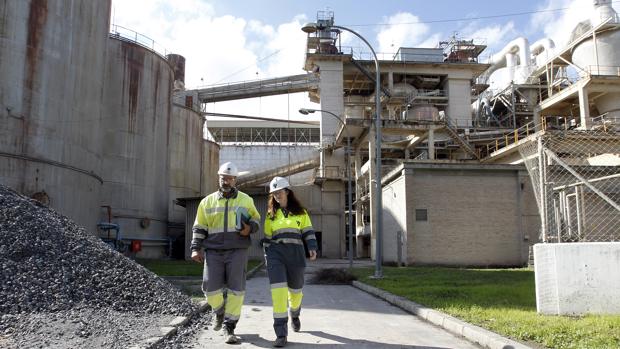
[415,209,428,221]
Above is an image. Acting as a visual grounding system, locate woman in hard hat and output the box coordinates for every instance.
[263,176,317,347]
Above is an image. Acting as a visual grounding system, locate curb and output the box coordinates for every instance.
[351,280,532,349]
[128,300,210,349]
[130,261,266,349]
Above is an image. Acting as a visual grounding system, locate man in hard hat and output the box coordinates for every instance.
[190,162,260,344]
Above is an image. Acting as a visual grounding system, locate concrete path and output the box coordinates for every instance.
[191,259,480,348]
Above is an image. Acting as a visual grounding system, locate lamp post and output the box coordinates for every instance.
[301,22,382,278]
[299,108,354,268]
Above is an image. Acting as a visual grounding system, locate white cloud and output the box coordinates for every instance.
[529,0,620,49]
[110,0,319,121]
[458,21,517,61]
[376,12,432,52]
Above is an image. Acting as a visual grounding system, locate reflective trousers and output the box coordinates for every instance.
[204,248,248,330]
[266,252,305,338]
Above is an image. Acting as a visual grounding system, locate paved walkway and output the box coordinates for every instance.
[192,259,480,348]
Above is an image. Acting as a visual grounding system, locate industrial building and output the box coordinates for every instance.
[1,0,618,281]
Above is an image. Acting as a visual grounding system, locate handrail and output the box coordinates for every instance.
[478,120,538,158]
[109,24,170,58]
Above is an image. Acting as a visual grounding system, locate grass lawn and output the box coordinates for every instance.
[137,258,263,277]
[352,267,620,349]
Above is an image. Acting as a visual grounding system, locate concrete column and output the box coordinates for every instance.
[578,86,592,129]
[354,147,365,258]
[533,108,542,132]
[368,126,377,261]
[446,78,472,125]
[428,128,435,160]
[388,71,394,90]
[317,60,345,174]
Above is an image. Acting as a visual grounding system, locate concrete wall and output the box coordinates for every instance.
[382,173,410,264]
[534,242,620,315]
[446,78,472,122]
[382,163,539,266]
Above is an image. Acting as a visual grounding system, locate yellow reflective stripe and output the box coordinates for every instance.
[271,287,288,314]
[289,290,303,311]
[272,227,299,234]
[288,287,302,294]
[271,282,288,289]
[225,291,244,318]
[207,291,224,313]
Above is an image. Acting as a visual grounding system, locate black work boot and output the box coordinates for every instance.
[213,313,224,331]
[223,324,239,344]
[291,317,301,332]
[273,336,287,347]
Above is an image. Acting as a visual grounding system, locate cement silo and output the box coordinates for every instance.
[0,0,111,231]
[202,139,220,195]
[169,104,204,224]
[100,37,173,257]
[571,0,620,120]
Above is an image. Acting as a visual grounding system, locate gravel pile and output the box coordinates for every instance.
[0,184,197,348]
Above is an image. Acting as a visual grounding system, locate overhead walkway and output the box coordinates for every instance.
[193,73,319,103]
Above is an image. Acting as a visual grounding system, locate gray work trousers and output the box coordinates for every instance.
[203,248,248,330]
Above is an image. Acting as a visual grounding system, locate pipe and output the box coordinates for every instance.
[485,37,531,77]
[237,156,320,188]
[530,38,555,58]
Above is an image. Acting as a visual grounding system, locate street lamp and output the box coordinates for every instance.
[301,22,383,278]
[299,108,354,269]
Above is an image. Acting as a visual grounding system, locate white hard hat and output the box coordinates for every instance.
[269,176,290,193]
[218,162,239,177]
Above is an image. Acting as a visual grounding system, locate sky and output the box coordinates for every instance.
[110,0,619,121]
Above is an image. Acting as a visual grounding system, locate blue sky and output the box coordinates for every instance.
[110,0,619,120]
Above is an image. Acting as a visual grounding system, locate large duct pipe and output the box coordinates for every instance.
[530,38,555,58]
[237,156,320,188]
[486,37,531,77]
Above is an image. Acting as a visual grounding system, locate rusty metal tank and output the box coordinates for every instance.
[168,103,204,224]
[201,139,220,195]
[0,0,111,231]
[100,37,173,256]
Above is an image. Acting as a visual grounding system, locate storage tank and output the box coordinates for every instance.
[571,0,620,120]
[100,37,173,257]
[201,139,220,195]
[169,103,204,224]
[0,0,111,231]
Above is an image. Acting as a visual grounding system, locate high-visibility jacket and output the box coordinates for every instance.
[191,188,260,250]
[264,208,317,265]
